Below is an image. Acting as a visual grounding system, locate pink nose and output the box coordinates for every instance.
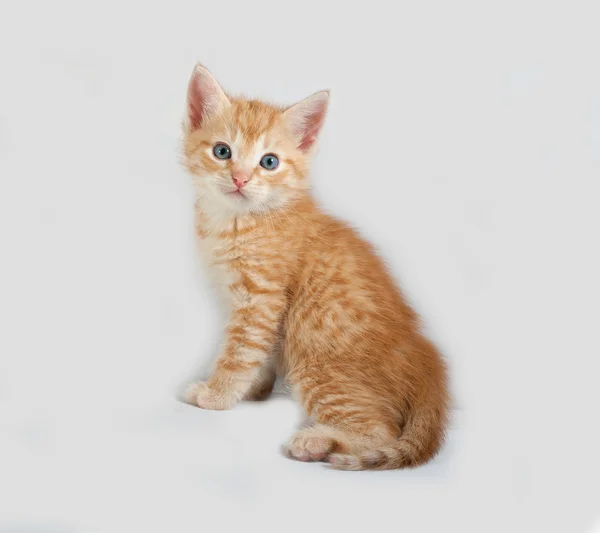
[232,172,250,189]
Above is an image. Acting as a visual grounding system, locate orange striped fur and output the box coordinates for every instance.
[183,64,450,470]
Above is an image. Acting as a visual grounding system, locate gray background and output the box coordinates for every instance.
[0,0,598,532]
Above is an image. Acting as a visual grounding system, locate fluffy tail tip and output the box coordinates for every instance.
[328,453,363,470]
[328,446,427,470]
[328,450,390,471]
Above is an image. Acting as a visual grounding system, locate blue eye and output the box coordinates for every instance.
[213,143,231,160]
[260,154,279,170]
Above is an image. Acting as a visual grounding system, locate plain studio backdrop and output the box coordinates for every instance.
[0,1,599,532]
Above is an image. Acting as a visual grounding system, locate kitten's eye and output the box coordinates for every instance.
[259,154,279,170]
[213,143,232,160]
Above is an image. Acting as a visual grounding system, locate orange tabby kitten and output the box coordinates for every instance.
[183,64,450,470]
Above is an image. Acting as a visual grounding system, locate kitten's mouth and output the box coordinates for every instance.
[226,189,247,200]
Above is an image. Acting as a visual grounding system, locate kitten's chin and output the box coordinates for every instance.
[198,188,259,216]
[217,186,279,214]
[195,183,287,217]
[222,189,251,204]
[219,188,256,213]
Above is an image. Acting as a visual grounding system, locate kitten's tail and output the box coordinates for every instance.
[328,403,449,471]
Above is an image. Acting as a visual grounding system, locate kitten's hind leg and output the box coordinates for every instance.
[283,422,396,463]
[283,377,398,463]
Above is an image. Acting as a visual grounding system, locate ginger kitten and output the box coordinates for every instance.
[182,64,450,470]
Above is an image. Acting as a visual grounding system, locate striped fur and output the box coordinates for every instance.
[182,64,450,470]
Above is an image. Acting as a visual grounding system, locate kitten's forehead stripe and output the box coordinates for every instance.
[232,100,282,142]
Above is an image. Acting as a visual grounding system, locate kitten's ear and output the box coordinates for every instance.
[283,90,330,151]
[186,63,230,131]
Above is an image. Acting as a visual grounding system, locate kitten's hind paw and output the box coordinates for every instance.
[283,428,335,462]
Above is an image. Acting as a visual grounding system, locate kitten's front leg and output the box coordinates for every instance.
[186,295,284,410]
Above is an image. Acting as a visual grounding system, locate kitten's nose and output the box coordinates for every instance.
[232,171,250,189]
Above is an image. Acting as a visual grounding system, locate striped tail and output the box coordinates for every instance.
[328,405,448,471]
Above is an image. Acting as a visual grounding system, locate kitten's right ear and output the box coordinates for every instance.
[185,64,230,131]
[283,90,330,152]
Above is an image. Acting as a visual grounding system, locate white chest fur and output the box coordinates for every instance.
[194,204,245,306]
[196,232,240,302]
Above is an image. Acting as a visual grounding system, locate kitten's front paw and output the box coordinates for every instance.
[185,382,236,410]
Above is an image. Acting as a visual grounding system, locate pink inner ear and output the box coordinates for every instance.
[298,104,327,151]
[290,96,327,151]
[187,77,213,131]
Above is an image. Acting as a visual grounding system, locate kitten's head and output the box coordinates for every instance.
[182,64,329,215]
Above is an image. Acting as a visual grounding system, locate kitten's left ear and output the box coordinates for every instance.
[185,63,230,131]
[283,90,330,151]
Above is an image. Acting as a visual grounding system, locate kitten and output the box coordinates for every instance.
[182,64,450,470]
